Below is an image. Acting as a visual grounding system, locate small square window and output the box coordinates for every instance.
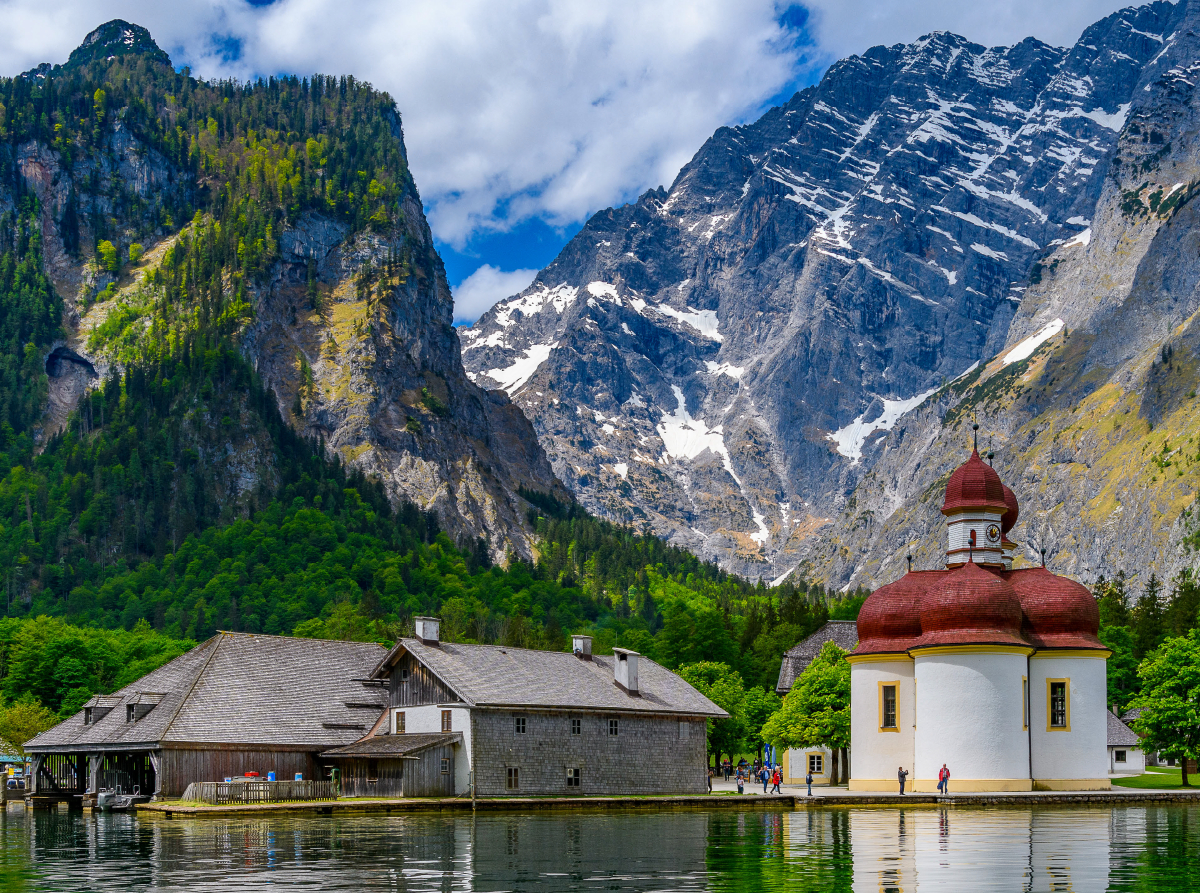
[515,716,527,734]
[808,754,823,774]
[506,767,519,790]
[566,767,581,787]
[400,668,410,682]
[1115,750,1127,763]
[442,710,452,732]
[609,718,619,736]
[395,711,406,734]
[441,758,451,775]
[678,721,689,739]
[571,718,581,735]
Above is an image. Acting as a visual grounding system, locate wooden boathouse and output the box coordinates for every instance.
[23,633,387,801]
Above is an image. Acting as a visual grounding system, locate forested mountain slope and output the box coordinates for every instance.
[462,1,1190,584]
[0,20,563,567]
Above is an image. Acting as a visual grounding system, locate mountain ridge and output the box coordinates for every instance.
[462,0,1198,586]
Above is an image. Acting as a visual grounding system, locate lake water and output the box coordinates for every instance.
[2,803,1198,891]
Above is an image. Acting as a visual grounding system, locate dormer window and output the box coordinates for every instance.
[84,708,93,725]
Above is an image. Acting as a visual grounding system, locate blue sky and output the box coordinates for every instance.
[0,0,1137,321]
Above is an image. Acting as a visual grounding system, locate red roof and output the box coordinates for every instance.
[854,448,1103,656]
[1001,484,1020,533]
[941,450,1009,515]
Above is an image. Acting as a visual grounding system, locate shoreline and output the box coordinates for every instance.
[132,788,1200,818]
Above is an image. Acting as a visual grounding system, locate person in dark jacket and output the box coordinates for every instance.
[805,770,813,797]
[898,766,909,795]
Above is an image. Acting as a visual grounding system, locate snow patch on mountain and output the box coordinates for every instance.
[827,385,942,463]
[486,342,558,393]
[1002,318,1064,366]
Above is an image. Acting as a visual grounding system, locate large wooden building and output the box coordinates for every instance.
[26,622,726,800]
[24,633,387,799]
[349,618,727,797]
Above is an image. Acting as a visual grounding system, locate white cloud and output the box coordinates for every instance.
[0,0,1136,249]
[452,265,537,322]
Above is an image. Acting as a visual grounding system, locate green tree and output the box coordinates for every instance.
[0,695,56,757]
[1130,630,1200,786]
[1100,624,1138,712]
[97,239,118,274]
[762,641,851,784]
[1133,573,1166,659]
[1096,572,1131,628]
[742,685,782,764]
[128,242,145,264]
[678,661,747,770]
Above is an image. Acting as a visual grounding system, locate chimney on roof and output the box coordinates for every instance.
[572,634,593,660]
[613,648,639,694]
[414,616,440,645]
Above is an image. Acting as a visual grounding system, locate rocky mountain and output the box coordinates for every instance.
[9,21,565,562]
[462,0,1199,584]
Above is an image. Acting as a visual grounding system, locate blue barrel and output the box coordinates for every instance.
[267,771,276,782]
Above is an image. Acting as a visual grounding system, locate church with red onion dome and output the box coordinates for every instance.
[848,435,1111,792]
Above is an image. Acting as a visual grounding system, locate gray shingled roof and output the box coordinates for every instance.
[374,639,727,717]
[775,621,859,694]
[322,733,460,758]
[1108,710,1141,747]
[27,633,387,752]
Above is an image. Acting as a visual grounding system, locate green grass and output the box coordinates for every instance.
[1112,766,1199,789]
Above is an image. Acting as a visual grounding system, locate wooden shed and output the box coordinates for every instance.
[322,733,459,797]
[25,633,388,800]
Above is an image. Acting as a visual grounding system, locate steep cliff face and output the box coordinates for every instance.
[9,21,564,560]
[462,1,1191,580]
[807,1,1200,589]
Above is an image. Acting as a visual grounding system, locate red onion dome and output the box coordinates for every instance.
[914,561,1029,649]
[1000,484,1020,534]
[854,571,942,655]
[1008,567,1104,650]
[941,450,1009,516]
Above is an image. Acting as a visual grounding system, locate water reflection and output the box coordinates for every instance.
[2,803,1200,891]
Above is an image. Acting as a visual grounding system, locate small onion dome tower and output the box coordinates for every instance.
[941,450,1009,568]
[1000,483,1019,571]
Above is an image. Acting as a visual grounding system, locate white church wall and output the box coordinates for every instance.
[848,658,914,790]
[912,650,1031,791]
[1029,655,1109,787]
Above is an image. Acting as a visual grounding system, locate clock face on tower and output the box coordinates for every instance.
[986,524,1001,543]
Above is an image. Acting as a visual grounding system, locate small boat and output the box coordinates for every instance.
[97,785,149,812]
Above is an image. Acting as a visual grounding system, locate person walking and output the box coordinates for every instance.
[771,768,782,794]
[805,769,813,797]
[938,764,950,795]
[761,766,770,793]
[898,766,909,795]
[736,768,745,795]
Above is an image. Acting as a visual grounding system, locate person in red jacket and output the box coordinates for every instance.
[938,764,950,795]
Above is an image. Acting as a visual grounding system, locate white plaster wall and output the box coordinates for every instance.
[850,660,914,784]
[786,746,833,783]
[1109,746,1145,774]
[392,704,472,794]
[913,652,1029,783]
[1029,657,1108,781]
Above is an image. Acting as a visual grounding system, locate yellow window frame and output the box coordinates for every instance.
[878,680,900,732]
[1046,678,1071,732]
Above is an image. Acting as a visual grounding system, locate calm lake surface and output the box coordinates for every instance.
[2,803,1198,891]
